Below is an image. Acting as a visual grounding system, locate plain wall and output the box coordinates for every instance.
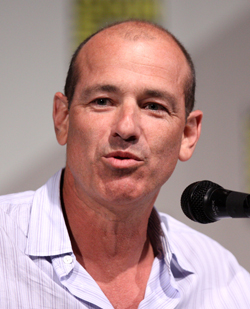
[1,0,250,271]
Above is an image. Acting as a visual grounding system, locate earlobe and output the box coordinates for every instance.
[53,92,69,145]
[179,110,203,162]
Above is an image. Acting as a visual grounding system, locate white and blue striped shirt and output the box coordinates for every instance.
[0,170,250,308]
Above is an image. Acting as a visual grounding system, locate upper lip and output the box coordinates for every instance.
[105,151,142,161]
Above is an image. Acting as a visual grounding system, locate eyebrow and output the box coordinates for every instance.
[81,84,120,100]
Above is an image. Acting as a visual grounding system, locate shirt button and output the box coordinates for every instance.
[63,255,73,264]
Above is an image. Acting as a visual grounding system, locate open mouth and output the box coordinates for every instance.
[104,151,143,168]
[106,151,141,161]
[114,156,131,160]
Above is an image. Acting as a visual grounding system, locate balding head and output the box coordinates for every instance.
[64,20,195,115]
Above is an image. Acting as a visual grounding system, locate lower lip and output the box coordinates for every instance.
[103,157,143,169]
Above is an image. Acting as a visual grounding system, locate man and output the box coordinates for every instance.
[0,20,249,308]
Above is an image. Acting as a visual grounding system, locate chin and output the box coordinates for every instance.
[100,181,158,207]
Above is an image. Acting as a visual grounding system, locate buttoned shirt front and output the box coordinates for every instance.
[0,170,250,308]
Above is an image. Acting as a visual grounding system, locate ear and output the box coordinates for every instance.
[53,92,69,145]
[179,110,203,162]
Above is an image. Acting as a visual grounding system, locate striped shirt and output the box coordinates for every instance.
[0,169,250,308]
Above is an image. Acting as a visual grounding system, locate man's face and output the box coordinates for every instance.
[54,29,200,208]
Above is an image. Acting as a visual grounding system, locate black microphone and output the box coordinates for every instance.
[181,180,250,224]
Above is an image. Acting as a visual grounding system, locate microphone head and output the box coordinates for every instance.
[181,180,222,224]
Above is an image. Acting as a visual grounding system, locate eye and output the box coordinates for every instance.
[146,103,160,110]
[144,103,168,112]
[94,98,110,106]
[90,98,113,109]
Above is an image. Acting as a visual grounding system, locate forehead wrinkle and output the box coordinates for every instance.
[80,84,120,100]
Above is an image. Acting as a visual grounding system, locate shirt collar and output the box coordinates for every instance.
[160,219,194,280]
[149,207,193,279]
[25,169,72,256]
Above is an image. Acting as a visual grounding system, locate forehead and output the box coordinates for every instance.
[75,24,189,94]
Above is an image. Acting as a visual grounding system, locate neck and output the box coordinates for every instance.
[60,168,158,308]
[60,168,157,277]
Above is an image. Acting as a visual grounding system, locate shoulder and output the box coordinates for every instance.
[0,190,35,238]
[0,170,62,232]
[159,211,218,242]
[0,170,62,244]
[159,211,209,240]
[159,211,250,281]
[0,190,35,206]
[159,212,233,262]
[0,190,35,216]
[158,212,250,306]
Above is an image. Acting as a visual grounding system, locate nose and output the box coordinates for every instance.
[111,101,141,142]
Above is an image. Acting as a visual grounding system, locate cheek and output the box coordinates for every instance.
[67,112,111,164]
[66,117,94,169]
[148,126,184,178]
[148,122,183,157]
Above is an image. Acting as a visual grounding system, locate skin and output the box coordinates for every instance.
[53,22,202,309]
